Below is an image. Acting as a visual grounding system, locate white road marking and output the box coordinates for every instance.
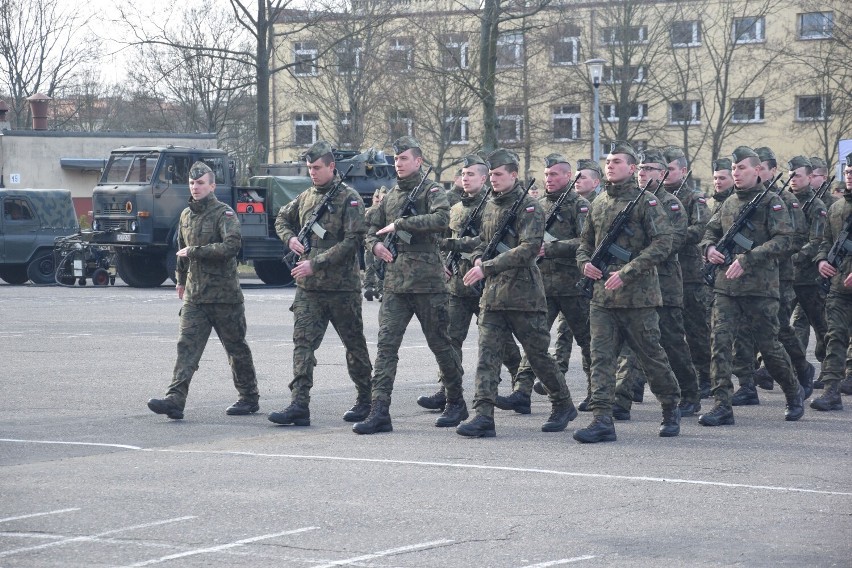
[309,539,454,568]
[0,508,79,523]
[1,438,142,450]
[121,526,318,567]
[521,556,598,567]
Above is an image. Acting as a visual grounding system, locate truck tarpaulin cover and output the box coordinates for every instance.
[247,176,312,216]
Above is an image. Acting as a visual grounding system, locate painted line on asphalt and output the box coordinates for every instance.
[521,556,598,567]
[0,508,80,524]
[0,516,196,557]
[4,438,852,497]
[309,539,455,568]
[121,526,318,567]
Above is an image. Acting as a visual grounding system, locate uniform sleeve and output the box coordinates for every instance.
[736,195,792,271]
[575,200,597,270]
[188,208,242,261]
[543,201,587,259]
[480,201,543,277]
[175,210,188,286]
[274,194,302,245]
[394,183,450,235]
[311,190,367,271]
[618,199,673,285]
[364,193,388,253]
[683,191,710,247]
[797,203,827,264]
[668,197,688,253]
[699,209,723,255]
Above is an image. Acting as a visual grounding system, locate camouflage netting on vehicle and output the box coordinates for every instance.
[1,189,79,230]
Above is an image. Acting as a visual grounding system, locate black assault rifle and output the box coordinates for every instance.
[283,164,355,270]
[701,172,783,287]
[445,186,492,276]
[802,175,835,217]
[575,171,667,298]
[375,166,434,280]
[817,212,852,294]
[471,178,535,295]
[536,172,582,265]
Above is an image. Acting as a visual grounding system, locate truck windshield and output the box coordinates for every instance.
[101,153,161,184]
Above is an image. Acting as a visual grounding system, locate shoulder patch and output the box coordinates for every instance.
[525,206,535,213]
[670,203,680,211]
[225,210,235,217]
[647,199,658,207]
[697,197,706,204]
[791,202,799,208]
[819,210,827,217]
[579,206,589,213]
[772,203,783,212]
[350,200,359,207]
[430,186,440,193]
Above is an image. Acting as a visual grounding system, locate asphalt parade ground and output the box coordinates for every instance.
[1,279,850,567]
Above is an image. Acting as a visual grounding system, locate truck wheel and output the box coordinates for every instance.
[116,252,168,288]
[27,253,58,285]
[92,268,110,286]
[0,266,28,285]
[253,259,294,286]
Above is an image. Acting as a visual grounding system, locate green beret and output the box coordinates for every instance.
[731,146,759,163]
[576,159,601,175]
[189,161,214,180]
[544,153,570,168]
[462,154,487,168]
[787,155,812,171]
[487,148,519,169]
[755,146,776,163]
[608,140,638,162]
[640,148,666,166]
[809,156,827,170]
[712,157,732,172]
[392,135,421,155]
[662,146,685,164]
[845,152,852,168]
[304,140,333,163]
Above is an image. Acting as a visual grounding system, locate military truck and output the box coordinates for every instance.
[0,188,80,285]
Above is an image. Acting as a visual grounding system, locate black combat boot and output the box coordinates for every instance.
[659,407,681,437]
[698,404,735,426]
[532,380,547,396]
[577,395,592,411]
[435,398,469,427]
[352,400,392,434]
[363,287,376,301]
[796,362,815,400]
[754,366,774,390]
[677,400,701,417]
[612,404,631,421]
[810,381,843,411]
[147,397,184,420]
[840,377,852,396]
[698,375,712,399]
[731,384,760,406]
[416,388,446,411]
[494,391,531,414]
[784,385,805,421]
[456,414,496,437]
[541,401,578,432]
[343,399,371,422]
[268,402,310,426]
[572,415,616,443]
[226,400,259,415]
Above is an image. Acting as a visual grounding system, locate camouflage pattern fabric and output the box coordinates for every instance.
[776,280,808,371]
[654,188,687,307]
[684,283,712,386]
[791,187,828,286]
[815,198,852,296]
[731,323,757,387]
[613,345,643,410]
[553,314,575,384]
[671,181,711,285]
[791,286,827,361]
[538,188,590,297]
[821,292,852,383]
[777,188,807,283]
[441,191,488,298]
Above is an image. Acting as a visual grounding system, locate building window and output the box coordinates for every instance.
[294,113,319,145]
[388,37,414,72]
[602,102,648,122]
[671,20,701,47]
[444,110,469,144]
[388,110,414,140]
[797,95,830,121]
[669,101,701,125]
[730,98,764,123]
[733,17,765,44]
[552,24,580,65]
[293,41,318,76]
[497,106,523,143]
[553,105,581,141]
[602,65,646,84]
[497,32,523,68]
[336,40,363,74]
[441,34,468,69]
[798,12,833,39]
[601,25,647,45]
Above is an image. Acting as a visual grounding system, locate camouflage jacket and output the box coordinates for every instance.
[815,197,852,295]
[710,188,734,215]
[473,180,547,312]
[365,170,450,293]
[654,188,687,307]
[440,190,487,298]
[275,177,366,292]
[791,186,828,286]
[576,177,673,309]
[670,182,710,284]
[176,194,243,304]
[538,187,589,297]
[777,187,807,282]
[700,185,793,298]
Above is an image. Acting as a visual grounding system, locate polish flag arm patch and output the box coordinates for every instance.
[670,204,680,211]
[647,199,658,206]
[772,203,783,212]
[350,200,360,207]
[525,206,535,212]
[580,206,589,213]
[698,197,706,204]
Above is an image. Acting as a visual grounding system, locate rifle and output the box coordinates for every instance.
[445,186,492,276]
[374,166,434,280]
[283,164,354,270]
[575,172,666,299]
[701,172,783,287]
[471,178,535,295]
[537,173,582,266]
[802,175,835,217]
[817,212,852,294]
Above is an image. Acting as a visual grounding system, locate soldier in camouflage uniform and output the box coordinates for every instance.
[699,146,805,426]
[573,141,681,443]
[495,153,590,415]
[456,148,578,437]
[268,141,373,427]
[363,186,387,302]
[147,162,259,420]
[357,136,465,434]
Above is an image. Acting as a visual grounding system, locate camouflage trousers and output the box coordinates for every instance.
[513,295,591,395]
[731,322,758,387]
[446,294,522,386]
[710,294,799,406]
[791,285,828,362]
[363,249,383,295]
[554,313,575,385]
[371,291,462,403]
[166,302,258,408]
[289,289,372,405]
[473,309,573,417]
[821,292,852,384]
[683,283,712,384]
[776,281,808,371]
[588,305,680,417]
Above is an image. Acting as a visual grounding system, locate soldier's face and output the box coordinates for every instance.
[759,162,776,183]
[189,173,216,200]
[788,167,811,192]
[489,166,517,192]
[544,164,571,193]
[394,150,422,179]
[307,158,335,187]
[461,166,486,194]
[733,159,760,189]
[575,170,599,196]
[665,161,686,184]
[604,154,635,184]
[637,163,664,187]
[811,170,827,189]
[713,170,734,193]
[845,166,852,190]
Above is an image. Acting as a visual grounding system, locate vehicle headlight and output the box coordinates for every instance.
[92,220,101,231]
[130,220,138,232]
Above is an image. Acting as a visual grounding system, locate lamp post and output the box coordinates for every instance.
[585,58,606,162]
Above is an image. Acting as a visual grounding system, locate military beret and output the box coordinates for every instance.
[392,135,421,155]
[189,161,214,180]
[845,152,852,168]
[809,157,827,170]
[662,146,685,164]
[304,140,333,163]
[755,146,776,163]
[787,155,812,171]
[639,148,666,166]
[608,140,638,162]
[462,154,487,168]
[712,157,732,172]
[544,153,570,168]
[487,148,519,169]
[731,146,759,163]
[576,159,601,175]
